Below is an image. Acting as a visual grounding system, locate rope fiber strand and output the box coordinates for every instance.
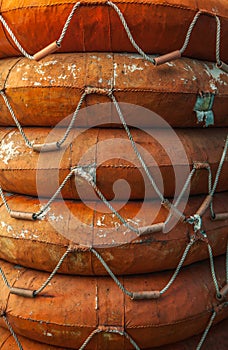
[2,315,24,350]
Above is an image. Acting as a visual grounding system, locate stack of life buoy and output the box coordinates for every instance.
[0,1,227,349]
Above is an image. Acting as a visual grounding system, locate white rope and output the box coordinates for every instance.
[0,91,33,148]
[2,315,24,350]
[196,311,216,350]
[56,2,81,46]
[180,11,202,54]
[0,15,33,60]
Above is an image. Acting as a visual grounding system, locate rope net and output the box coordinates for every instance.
[0,130,227,348]
[0,3,227,350]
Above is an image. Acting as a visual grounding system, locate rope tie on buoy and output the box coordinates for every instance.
[154,11,227,70]
[0,246,75,298]
[33,1,155,64]
[91,238,195,300]
[78,326,141,350]
[0,120,227,237]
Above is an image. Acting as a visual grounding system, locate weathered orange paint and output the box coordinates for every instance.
[0,193,227,275]
[0,127,227,199]
[0,54,227,127]
[0,1,227,62]
[1,319,228,349]
[0,256,227,349]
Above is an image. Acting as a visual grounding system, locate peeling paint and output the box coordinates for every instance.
[166,62,175,67]
[90,55,101,61]
[1,221,13,233]
[123,63,144,73]
[0,138,20,164]
[204,63,227,87]
[34,82,42,86]
[48,212,64,222]
[44,331,53,337]
[113,62,118,86]
[42,60,58,66]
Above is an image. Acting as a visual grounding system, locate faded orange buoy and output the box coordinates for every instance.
[0,54,227,128]
[0,193,227,275]
[0,1,227,63]
[0,256,227,349]
[0,127,227,199]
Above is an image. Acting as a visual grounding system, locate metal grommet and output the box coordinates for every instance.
[216,293,222,301]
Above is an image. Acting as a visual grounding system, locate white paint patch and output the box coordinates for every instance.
[58,74,67,80]
[96,215,106,227]
[180,78,188,84]
[124,63,144,73]
[113,62,118,86]
[1,221,13,233]
[48,213,63,222]
[114,222,120,230]
[126,218,141,226]
[107,78,114,87]
[0,138,20,165]
[35,67,45,75]
[12,231,39,240]
[91,55,101,61]
[166,62,174,67]
[44,332,53,337]
[203,63,227,87]
[42,60,58,66]
[96,230,107,238]
[34,82,42,86]
[210,82,218,92]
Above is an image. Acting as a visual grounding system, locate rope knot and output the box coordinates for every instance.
[68,243,90,253]
[213,301,228,314]
[85,86,112,96]
[188,214,201,231]
[193,161,210,170]
[98,326,124,333]
[187,214,208,243]
[72,166,94,184]
[189,214,202,232]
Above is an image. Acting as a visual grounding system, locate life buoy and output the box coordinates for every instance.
[0,256,227,348]
[0,1,227,63]
[0,54,227,128]
[0,127,227,199]
[0,318,228,349]
[0,193,227,275]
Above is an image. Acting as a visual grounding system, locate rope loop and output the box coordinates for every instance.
[85,86,113,96]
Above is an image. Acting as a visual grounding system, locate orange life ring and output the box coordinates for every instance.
[0,256,227,349]
[0,1,227,63]
[0,54,227,128]
[0,127,227,200]
[0,192,227,275]
[0,318,228,349]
